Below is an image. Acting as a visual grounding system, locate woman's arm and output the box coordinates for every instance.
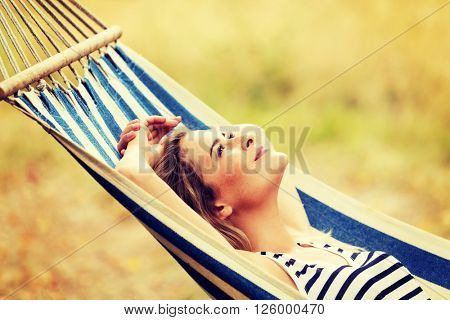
[115,118,235,250]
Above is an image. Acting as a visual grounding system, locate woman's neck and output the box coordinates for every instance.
[231,193,296,253]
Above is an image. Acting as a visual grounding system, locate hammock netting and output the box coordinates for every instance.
[0,0,448,300]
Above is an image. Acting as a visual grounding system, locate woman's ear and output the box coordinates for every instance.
[215,203,233,220]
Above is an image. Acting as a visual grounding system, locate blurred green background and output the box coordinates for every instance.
[0,0,449,299]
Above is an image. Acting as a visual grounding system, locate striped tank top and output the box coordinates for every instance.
[260,240,430,300]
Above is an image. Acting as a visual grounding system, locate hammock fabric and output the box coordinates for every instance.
[0,1,449,300]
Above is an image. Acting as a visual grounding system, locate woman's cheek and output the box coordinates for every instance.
[224,151,246,177]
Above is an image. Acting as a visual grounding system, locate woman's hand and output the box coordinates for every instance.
[145,115,181,144]
[117,119,141,156]
[117,116,182,165]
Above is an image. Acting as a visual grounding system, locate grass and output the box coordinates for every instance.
[0,0,448,299]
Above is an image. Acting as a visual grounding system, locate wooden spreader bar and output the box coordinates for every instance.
[0,25,122,100]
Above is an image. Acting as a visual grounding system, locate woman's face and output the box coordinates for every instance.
[179,124,288,210]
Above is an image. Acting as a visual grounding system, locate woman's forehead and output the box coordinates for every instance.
[180,129,218,169]
[181,125,241,150]
[184,129,217,150]
[189,128,221,142]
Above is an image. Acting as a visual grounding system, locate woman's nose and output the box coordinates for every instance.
[227,135,251,151]
[240,135,254,151]
[226,134,254,150]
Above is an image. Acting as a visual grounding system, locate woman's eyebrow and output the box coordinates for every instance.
[209,138,220,158]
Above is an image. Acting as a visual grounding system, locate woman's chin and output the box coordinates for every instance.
[279,152,289,169]
[257,151,289,178]
[271,151,289,173]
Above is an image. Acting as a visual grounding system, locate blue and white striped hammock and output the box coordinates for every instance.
[7,43,450,300]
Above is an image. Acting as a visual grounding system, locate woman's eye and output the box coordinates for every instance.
[217,145,224,157]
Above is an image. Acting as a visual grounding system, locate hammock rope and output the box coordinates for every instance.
[4,0,70,87]
[46,0,89,40]
[0,6,34,91]
[0,0,122,98]
[0,6,31,69]
[0,50,8,79]
[36,0,80,44]
[0,28,14,77]
[1,0,40,66]
[67,0,106,30]
[56,0,98,35]
[26,0,73,49]
[0,0,448,300]
[16,0,80,80]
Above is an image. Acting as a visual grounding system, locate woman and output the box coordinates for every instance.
[115,115,430,300]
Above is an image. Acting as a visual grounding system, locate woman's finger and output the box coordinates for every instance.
[167,116,182,125]
[143,116,181,143]
[123,119,140,132]
[165,118,181,126]
[144,115,167,126]
[148,128,160,142]
[146,115,181,127]
[147,118,180,133]
[120,123,141,138]
[117,131,136,152]
[120,124,139,138]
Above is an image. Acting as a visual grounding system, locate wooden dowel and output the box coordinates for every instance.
[0,25,122,99]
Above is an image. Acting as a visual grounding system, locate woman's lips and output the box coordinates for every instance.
[254,146,266,161]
